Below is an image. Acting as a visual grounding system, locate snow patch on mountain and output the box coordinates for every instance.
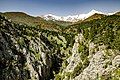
[41,10,115,22]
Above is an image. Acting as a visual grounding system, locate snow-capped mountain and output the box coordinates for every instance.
[41,10,115,22]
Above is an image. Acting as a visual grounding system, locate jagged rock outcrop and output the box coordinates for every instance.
[0,15,54,80]
[55,32,120,80]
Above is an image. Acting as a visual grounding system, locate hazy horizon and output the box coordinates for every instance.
[0,0,120,16]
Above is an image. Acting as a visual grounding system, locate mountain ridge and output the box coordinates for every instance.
[42,9,116,22]
[0,10,119,23]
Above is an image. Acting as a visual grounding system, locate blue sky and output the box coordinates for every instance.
[0,0,120,16]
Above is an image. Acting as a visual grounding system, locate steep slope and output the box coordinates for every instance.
[83,13,106,22]
[0,15,53,80]
[114,12,120,16]
[64,14,120,33]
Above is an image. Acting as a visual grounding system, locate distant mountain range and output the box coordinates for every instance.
[41,10,116,22]
[0,10,119,26]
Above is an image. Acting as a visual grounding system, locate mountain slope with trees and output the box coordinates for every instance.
[0,12,120,80]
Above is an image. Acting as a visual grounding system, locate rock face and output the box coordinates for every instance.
[55,33,120,80]
[0,15,53,80]
[0,15,75,80]
[0,14,120,80]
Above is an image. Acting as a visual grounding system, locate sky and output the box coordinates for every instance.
[0,0,120,16]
